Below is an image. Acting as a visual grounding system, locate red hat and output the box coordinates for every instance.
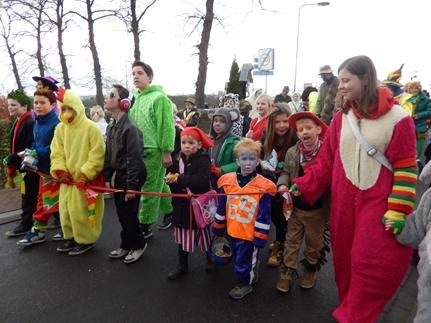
[181,127,213,149]
[288,112,328,137]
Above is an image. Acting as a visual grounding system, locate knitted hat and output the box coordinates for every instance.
[382,65,404,96]
[32,75,59,91]
[219,93,239,108]
[288,112,327,137]
[181,127,214,148]
[209,107,239,138]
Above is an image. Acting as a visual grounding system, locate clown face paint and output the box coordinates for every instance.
[60,105,77,124]
[181,135,202,157]
[212,115,226,135]
[237,150,259,175]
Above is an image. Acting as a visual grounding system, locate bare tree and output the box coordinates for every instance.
[71,0,116,105]
[48,0,72,88]
[117,0,157,61]
[187,0,215,109]
[0,6,23,90]
[6,0,52,77]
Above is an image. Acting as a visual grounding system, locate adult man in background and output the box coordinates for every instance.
[315,65,339,125]
[274,86,292,104]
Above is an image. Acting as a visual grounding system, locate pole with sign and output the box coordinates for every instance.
[252,48,274,93]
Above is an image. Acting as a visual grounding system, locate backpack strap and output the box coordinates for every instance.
[346,112,393,172]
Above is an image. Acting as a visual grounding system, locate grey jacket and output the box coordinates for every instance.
[397,188,431,323]
[277,142,300,188]
[315,76,339,125]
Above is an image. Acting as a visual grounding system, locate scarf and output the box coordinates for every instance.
[299,139,322,166]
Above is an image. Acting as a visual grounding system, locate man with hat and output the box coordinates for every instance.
[182,97,199,127]
[315,65,339,125]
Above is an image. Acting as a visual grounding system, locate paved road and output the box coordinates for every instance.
[0,199,339,323]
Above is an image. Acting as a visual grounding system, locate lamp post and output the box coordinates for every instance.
[293,2,330,91]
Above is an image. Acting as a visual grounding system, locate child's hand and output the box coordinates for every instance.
[289,184,300,197]
[54,170,73,184]
[165,173,178,184]
[210,165,222,177]
[381,210,405,235]
[278,185,288,193]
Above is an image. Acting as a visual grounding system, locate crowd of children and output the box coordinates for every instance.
[4,56,431,322]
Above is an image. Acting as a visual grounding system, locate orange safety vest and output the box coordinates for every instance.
[218,173,276,241]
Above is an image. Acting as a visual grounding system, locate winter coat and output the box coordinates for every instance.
[169,150,211,229]
[104,113,146,191]
[413,92,431,133]
[397,188,431,323]
[7,112,34,171]
[315,76,339,124]
[33,109,59,174]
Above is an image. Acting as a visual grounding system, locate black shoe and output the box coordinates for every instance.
[158,214,172,230]
[68,243,94,256]
[57,239,76,253]
[140,224,153,239]
[168,266,188,280]
[5,224,30,237]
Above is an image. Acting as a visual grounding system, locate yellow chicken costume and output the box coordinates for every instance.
[50,89,105,244]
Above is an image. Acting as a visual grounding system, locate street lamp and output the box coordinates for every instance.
[293,2,330,91]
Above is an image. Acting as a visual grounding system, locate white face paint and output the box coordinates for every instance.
[237,150,259,175]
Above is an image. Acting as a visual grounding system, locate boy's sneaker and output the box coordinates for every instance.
[68,243,94,256]
[16,228,46,246]
[57,239,76,253]
[51,231,65,241]
[299,270,317,289]
[123,243,147,264]
[158,214,172,230]
[5,224,30,237]
[108,248,129,259]
[276,267,295,293]
[229,285,253,300]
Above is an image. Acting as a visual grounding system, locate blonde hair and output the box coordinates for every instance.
[234,138,261,158]
[408,81,422,93]
[90,105,105,122]
[256,94,273,108]
[171,102,178,115]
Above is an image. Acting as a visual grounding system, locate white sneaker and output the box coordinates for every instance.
[108,248,129,259]
[123,244,147,264]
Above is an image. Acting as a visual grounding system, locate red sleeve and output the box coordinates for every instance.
[292,112,340,205]
[385,116,417,164]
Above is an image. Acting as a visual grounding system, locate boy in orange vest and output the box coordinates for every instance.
[213,138,276,300]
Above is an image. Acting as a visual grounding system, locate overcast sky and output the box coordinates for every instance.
[1,0,430,98]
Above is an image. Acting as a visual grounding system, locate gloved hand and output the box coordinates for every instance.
[382,210,406,235]
[289,184,300,197]
[76,172,88,190]
[54,170,73,184]
[210,165,222,177]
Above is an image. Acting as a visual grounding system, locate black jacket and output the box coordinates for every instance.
[8,113,35,171]
[169,150,211,229]
[104,114,146,190]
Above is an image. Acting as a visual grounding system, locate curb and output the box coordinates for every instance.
[0,209,21,225]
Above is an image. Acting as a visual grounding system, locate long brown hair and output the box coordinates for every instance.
[263,105,297,160]
[338,55,378,116]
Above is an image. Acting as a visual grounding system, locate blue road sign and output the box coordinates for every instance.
[253,70,274,76]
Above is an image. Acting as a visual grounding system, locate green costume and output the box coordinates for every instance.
[129,85,175,224]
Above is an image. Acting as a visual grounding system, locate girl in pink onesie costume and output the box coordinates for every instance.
[292,55,418,322]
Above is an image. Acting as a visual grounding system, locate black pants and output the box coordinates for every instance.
[114,192,146,250]
[21,172,39,230]
[271,195,287,243]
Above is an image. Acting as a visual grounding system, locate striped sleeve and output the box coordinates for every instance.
[212,188,227,235]
[387,157,418,214]
[253,194,271,248]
